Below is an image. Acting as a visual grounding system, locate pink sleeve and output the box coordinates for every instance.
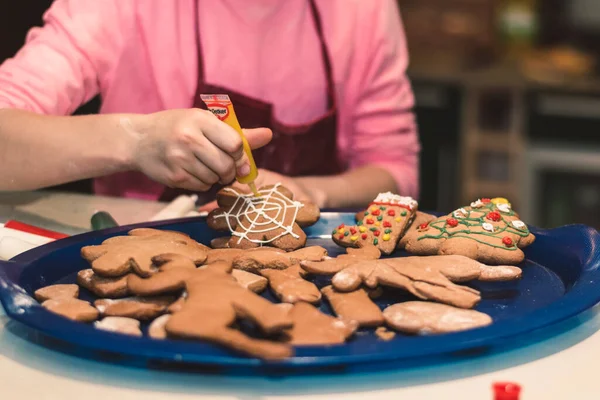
[0,0,127,115]
[348,0,420,198]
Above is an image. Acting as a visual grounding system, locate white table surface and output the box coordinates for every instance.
[0,192,598,400]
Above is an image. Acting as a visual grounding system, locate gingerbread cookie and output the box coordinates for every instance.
[402,199,535,265]
[210,236,231,249]
[332,193,418,255]
[231,269,268,293]
[366,286,384,299]
[260,265,321,304]
[167,294,186,313]
[301,245,380,275]
[206,246,327,273]
[81,228,208,277]
[127,254,197,296]
[207,184,320,251]
[34,284,79,302]
[95,296,175,320]
[148,314,171,339]
[398,211,437,249]
[383,301,492,334]
[345,245,382,260]
[281,302,357,346]
[304,258,481,309]
[321,286,384,327]
[206,248,283,267]
[95,317,142,336]
[77,269,130,298]
[479,265,522,281]
[166,268,293,360]
[42,298,99,322]
[384,255,522,283]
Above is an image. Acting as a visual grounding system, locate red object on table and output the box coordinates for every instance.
[493,382,521,400]
[4,220,69,240]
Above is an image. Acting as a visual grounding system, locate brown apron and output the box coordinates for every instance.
[161,0,343,202]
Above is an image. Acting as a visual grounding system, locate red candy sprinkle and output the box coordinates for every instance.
[338,234,345,240]
[373,230,381,237]
[366,218,374,225]
[419,223,429,229]
[387,210,396,216]
[482,198,491,203]
[383,221,392,228]
[350,227,357,234]
[487,212,501,222]
[446,218,458,227]
[361,233,368,240]
[337,224,345,229]
[371,209,381,216]
[502,237,513,247]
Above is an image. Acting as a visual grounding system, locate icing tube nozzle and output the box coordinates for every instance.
[200,94,260,197]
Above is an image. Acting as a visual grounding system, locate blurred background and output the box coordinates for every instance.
[1,0,599,230]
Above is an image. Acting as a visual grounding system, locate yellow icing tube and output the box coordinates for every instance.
[200,94,259,196]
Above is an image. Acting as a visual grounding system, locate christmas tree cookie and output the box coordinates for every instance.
[331,193,418,255]
[402,198,535,265]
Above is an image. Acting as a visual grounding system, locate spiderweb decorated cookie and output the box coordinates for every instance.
[207,184,320,251]
[332,192,418,255]
[402,198,535,265]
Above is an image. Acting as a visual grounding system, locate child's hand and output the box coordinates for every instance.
[130,109,271,191]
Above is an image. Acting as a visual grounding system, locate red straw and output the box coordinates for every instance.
[4,220,69,240]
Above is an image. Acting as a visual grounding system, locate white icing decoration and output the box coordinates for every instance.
[497,203,511,213]
[482,223,494,232]
[214,183,303,245]
[512,220,526,230]
[471,199,484,208]
[372,192,418,210]
[453,208,468,218]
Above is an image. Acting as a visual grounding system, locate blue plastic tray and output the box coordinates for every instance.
[0,212,598,372]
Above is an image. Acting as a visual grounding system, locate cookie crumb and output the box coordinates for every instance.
[375,326,396,341]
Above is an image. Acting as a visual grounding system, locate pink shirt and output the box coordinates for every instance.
[0,0,420,200]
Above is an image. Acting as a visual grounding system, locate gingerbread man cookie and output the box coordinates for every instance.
[403,199,535,265]
[207,184,320,251]
[81,228,208,277]
[332,193,418,255]
[166,268,293,360]
[384,255,523,283]
[303,257,481,309]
